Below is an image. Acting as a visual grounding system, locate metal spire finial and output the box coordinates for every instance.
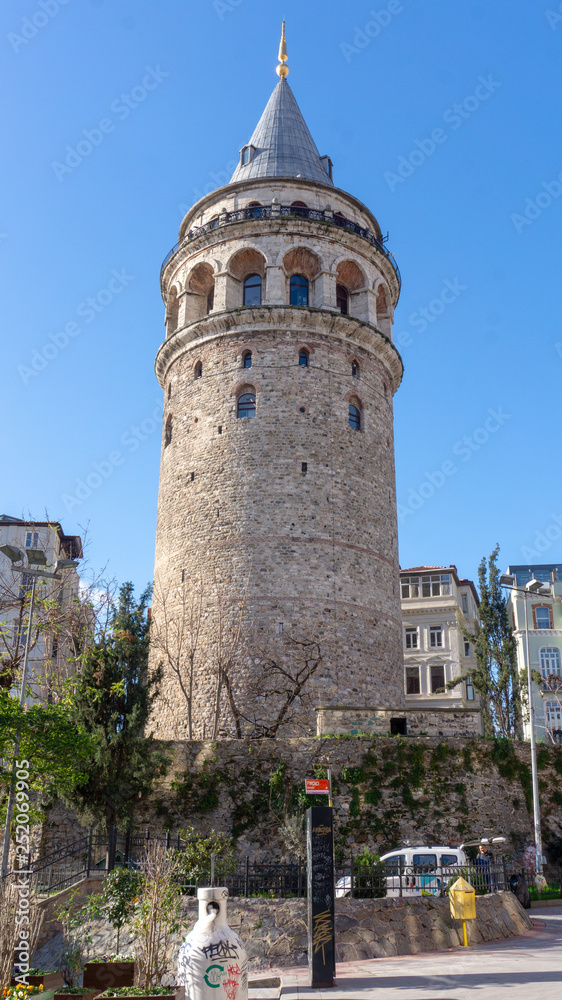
[276,21,289,78]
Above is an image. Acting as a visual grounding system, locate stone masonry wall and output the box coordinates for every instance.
[32,891,531,972]
[40,736,562,862]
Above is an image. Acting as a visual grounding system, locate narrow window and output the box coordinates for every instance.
[405,628,418,650]
[336,284,349,315]
[540,647,561,679]
[461,594,469,614]
[351,360,359,378]
[406,667,420,694]
[431,664,445,692]
[164,415,172,448]
[241,146,250,165]
[243,351,252,368]
[535,606,552,629]
[290,274,309,306]
[463,639,471,657]
[466,676,475,701]
[299,348,309,367]
[243,273,262,306]
[195,361,202,379]
[301,462,308,474]
[429,625,443,648]
[237,392,256,418]
[206,286,214,314]
[190,472,195,481]
[25,532,39,549]
[167,382,172,399]
[348,404,361,430]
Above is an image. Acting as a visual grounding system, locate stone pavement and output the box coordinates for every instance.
[255,907,562,1000]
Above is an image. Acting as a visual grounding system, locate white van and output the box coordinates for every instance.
[380,844,468,897]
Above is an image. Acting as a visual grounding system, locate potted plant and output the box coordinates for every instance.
[84,868,139,989]
[53,988,99,1000]
[82,957,135,993]
[54,893,92,988]
[26,972,64,991]
[116,842,184,999]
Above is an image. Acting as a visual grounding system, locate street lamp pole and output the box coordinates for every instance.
[500,573,546,876]
[0,547,79,877]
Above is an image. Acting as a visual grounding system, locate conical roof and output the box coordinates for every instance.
[230,77,333,186]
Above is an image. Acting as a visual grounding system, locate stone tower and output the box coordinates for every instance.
[150,31,404,740]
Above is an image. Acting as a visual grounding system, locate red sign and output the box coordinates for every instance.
[305,779,330,795]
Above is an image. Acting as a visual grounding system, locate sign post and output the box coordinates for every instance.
[306,805,335,988]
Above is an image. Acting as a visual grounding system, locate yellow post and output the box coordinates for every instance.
[449,876,476,947]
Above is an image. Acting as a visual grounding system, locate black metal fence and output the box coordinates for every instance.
[160,203,401,286]
[4,826,555,903]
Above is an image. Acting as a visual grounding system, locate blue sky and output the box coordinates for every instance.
[2,0,561,593]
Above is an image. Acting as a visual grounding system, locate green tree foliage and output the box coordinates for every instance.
[171,826,237,887]
[63,583,169,833]
[449,545,521,738]
[89,867,140,953]
[0,692,93,826]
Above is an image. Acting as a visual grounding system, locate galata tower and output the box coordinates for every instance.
[150,26,404,740]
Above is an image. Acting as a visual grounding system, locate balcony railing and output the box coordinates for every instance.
[161,204,400,285]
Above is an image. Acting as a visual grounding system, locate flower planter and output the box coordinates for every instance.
[54,991,99,1000]
[94,988,185,1000]
[83,965,135,991]
[11,974,64,991]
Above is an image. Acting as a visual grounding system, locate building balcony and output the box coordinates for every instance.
[161,203,400,291]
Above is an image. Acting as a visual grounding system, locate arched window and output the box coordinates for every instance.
[351,360,359,378]
[349,403,361,430]
[247,201,263,219]
[206,286,214,314]
[195,361,202,379]
[299,348,309,367]
[336,284,349,315]
[164,415,172,447]
[540,647,561,678]
[290,200,308,217]
[243,273,262,306]
[237,392,256,418]
[290,274,309,306]
[243,351,252,368]
[535,606,552,629]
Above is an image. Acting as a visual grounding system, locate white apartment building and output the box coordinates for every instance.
[400,565,482,722]
[505,563,562,745]
[0,514,82,702]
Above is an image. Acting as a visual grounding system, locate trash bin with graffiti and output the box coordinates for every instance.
[177,887,248,1000]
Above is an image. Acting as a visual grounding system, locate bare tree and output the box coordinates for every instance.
[131,841,182,988]
[150,576,205,740]
[210,572,251,740]
[239,629,329,738]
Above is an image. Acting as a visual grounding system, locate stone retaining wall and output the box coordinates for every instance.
[33,891,531,972]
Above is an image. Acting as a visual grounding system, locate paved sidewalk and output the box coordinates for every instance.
[272,907,562,1000]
